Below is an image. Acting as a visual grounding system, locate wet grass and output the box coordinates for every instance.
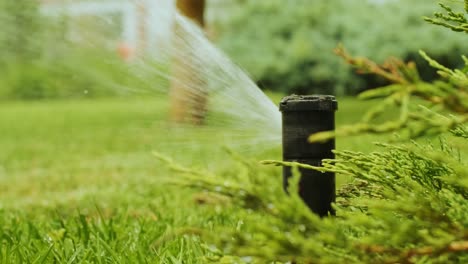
[0,96,388,263]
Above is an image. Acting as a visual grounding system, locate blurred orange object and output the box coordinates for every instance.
[117,42,133,61]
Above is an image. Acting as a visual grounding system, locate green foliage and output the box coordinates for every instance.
[157,1,468,262]
[0,205,229,263]
[309,46,467,142]
[0,0,42,63]
[160,140,467,263]
[1,52,128,100]
[424,1,468,33]
[0,98,241,263]
[215,0,467,95]
[0,0,168,101]
[0,96,384,262]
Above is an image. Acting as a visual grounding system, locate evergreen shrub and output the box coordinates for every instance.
[160,1,468,263]
[215,0,467,96]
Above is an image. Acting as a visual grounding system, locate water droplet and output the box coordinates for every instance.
[241,256,253,263]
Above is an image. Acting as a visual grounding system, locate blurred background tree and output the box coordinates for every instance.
[0,0,466,100]
[0,0,147,100]
[0,0,42,64]
[213,0,467,95]
[170,0,208,125]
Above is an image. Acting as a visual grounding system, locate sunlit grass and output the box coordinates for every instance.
[0,96,391,262]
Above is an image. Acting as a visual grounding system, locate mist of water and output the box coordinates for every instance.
[45,0,283,156]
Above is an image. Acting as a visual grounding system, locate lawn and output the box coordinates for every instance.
[0,96,384,263]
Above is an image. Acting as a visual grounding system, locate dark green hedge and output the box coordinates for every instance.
[214,0,467,95]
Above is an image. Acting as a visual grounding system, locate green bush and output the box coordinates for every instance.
[0,0,169,101]
[0,0,42,64]
[161,1,468,262]
[215,0,467,95]
[0,50,135,100]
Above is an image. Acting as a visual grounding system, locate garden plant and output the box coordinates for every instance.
[0,1,466,263]
[159,1,468,263]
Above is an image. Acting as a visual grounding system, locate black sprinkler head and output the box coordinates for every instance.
[280,95,337,217]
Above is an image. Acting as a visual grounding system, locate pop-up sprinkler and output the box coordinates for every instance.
[279,95,337,217]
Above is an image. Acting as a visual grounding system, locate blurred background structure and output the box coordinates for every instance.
[169,0,207,124]
[39,0,174,58]
[0,0,466,100]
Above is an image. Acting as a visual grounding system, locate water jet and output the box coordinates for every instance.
[280,95,337,217]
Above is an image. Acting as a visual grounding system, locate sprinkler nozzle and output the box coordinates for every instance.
[280,95,337,217]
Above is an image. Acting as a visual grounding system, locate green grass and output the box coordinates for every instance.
[0,96,385,263]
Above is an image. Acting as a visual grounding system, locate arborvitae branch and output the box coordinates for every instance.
[157,1,468,263]
[424,2,468,33]
[359,239,468,264]
[260,159,351,175]
[310,46,467,143]
[334,44,416,84]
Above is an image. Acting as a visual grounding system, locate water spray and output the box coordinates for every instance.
[280,95,337,217]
